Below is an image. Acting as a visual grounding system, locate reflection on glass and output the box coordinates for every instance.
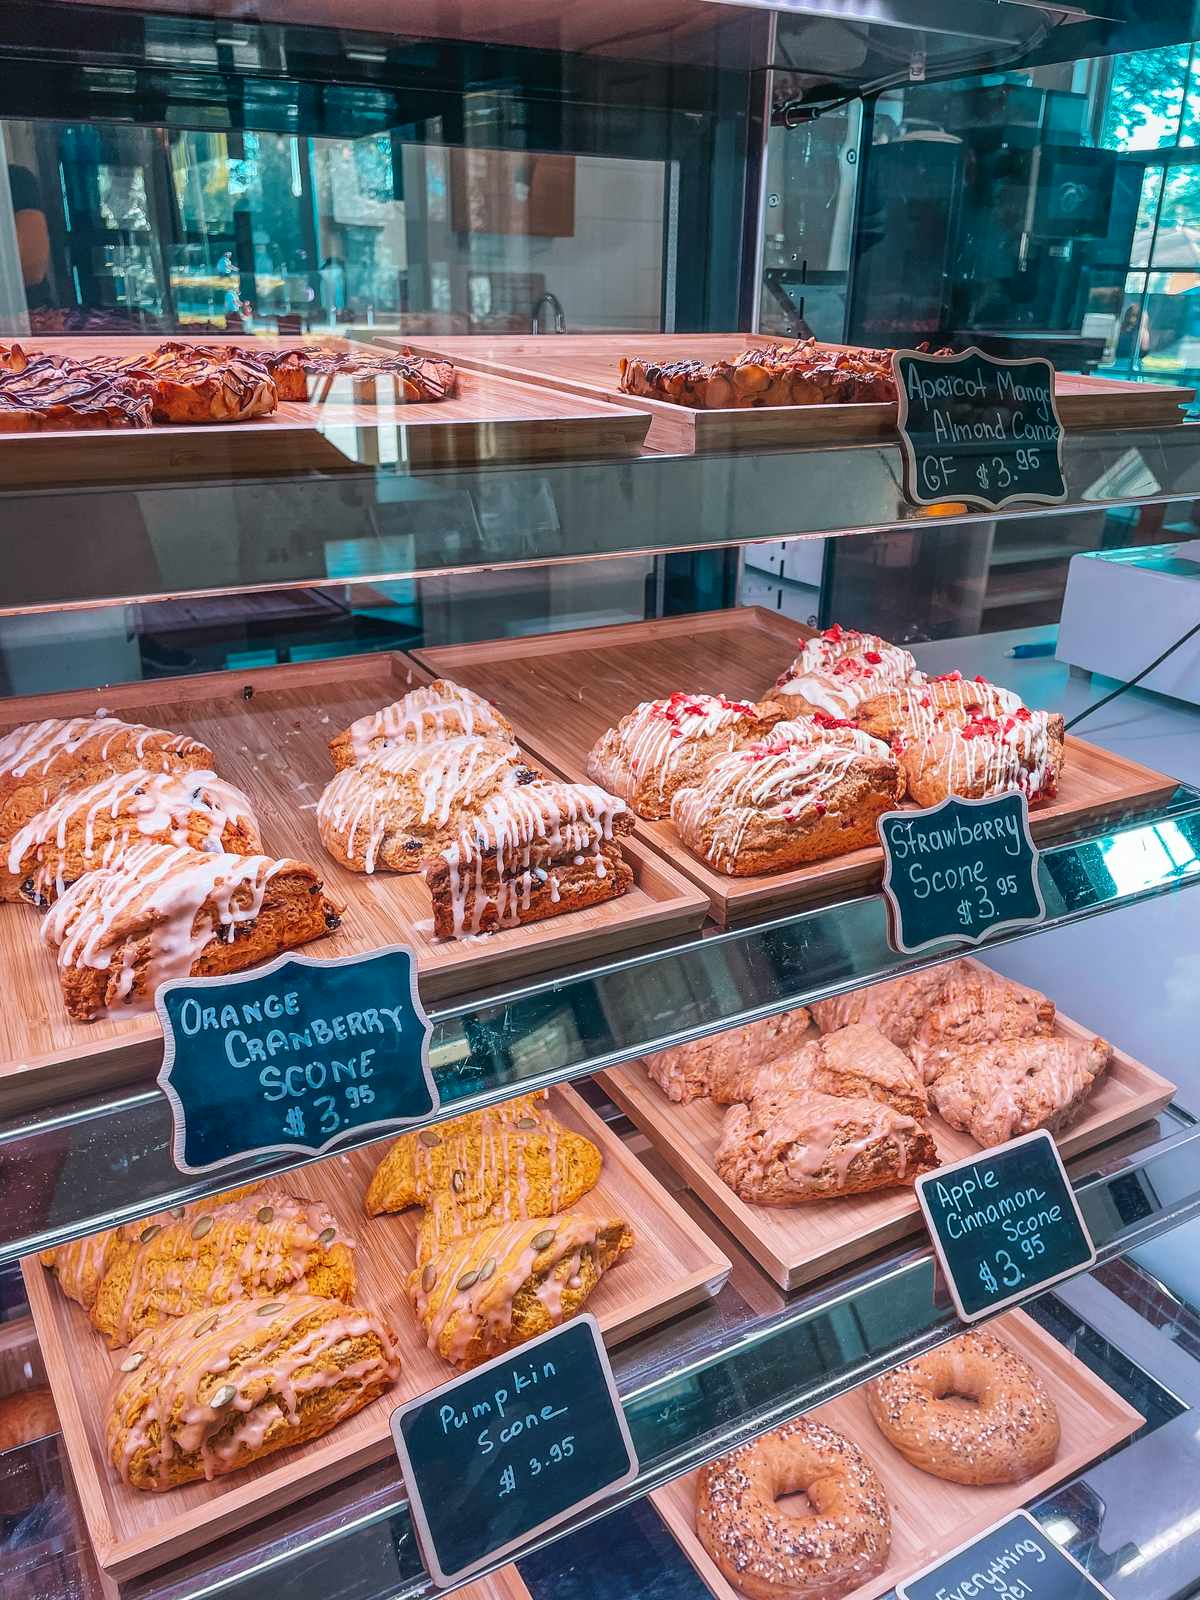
[1130,167,1165,267]
[1101,47,1190,151]
[1100,823,1200,894]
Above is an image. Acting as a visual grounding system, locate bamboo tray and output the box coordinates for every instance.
[652,1308,1143,1600]
[600,970,1175,1290]
[22,1082,731,1580]
[0,654,707,1114]
[396,333,1195,455]
[415,607,1181,927]
[0,336,651,487]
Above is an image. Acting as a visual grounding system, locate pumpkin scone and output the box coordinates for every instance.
[90,1191,355,1347]
[409,1211,634,1370]
[107,1295,400,1490]
[364,1092,548,1213]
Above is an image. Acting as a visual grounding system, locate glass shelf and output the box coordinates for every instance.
[2,422,1199,613]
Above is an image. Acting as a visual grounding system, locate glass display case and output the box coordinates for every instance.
[3,7,1200,1600]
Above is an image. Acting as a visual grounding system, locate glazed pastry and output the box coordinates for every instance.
[0,354,154,431]
[772,624,920,720]
[857,672,1023,743]
[0,714,211,860]
[41,842,340,1021]
[426,781,633,938]
[928,1034,1111,1148]
[896,708,1065,808]
[317,735,537,874]
[408,1211,633,1370]
[641,1009,813,1105]
[584,692,785,820]
[910,964,1055,1083]
[670,739,902,876]
[619,338,902,409]
[329,679,513,770]
[5,766,260,905]
[107,1295,400,1490]
[0,1387,57,1450]
[106,342,277,423]
[695,1417,891,1600]
[758,1024,928,1121]
[769,712,893,760]
[716,1088,937,1204]
[89,1192,356,1347]
[866,1330,1060,1485]
[810,966,955,1050]
[364,1093,549,1212]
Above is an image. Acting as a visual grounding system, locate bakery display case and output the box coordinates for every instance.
[5,6,1200,1600]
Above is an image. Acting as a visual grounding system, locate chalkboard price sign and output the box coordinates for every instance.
[879,792,1046,955]
[157,944,437,1174]
[392,1314,638,1588]
[898,1509,1113,1600]
[915,1130,1096,1322]
[894,347,1067,511]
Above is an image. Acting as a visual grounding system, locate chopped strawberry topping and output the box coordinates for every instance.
[813,800,828,815]
[961,716,1001,739]
[1015,706,1032,722]
[823,624,844,642]
[863,650,883,665]
[812,712,854,729]
[932,670,963,683]
[974,674,987,684]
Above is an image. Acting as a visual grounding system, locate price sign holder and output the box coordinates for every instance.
[391,1314,638,1589]
[915,1130,1096,1322]
[157,944,437,1174]
[894,346,1067,510]
[879,792,1046,955]
[898,1509,1113,1600]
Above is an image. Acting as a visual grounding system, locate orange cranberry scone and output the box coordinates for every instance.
[584,691,785,820]
[107,1295,400,1490]
[425,780,633,938]
[329,678,514,770]
[895,707,1065,808]
[670,738,902,876]
[772,624,921,719]
[41,841,340,1021]
[5,766,260,906]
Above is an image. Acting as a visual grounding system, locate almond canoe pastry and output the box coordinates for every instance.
[426,780,634,938]
[408,1212,633,1370]
[329,679,514,770]
[810,965,955,1048]
[364,1092,551,1213]
[0,341,32,373]
[618,337,901,410]
[715,1088,938,1204]
[927,1034,1112,1148]
[857,671,1024,743]
[642,1008,813,1105]
[910,963,1055,1083]
[5,766,260,905]
[90,1192,356,1347]
[317,735,537,875]
[267,346,457,403]
[772,624,920,720]
[0,354,153,431]
[106,1295,400,1491]
[584,692,785,820]
[695,1417,892,1600]
[897,706,1065,809]
[866,1330,1060,1485]
[41,842,340,1021]
[670,739,902,876]
[110,341,277,423]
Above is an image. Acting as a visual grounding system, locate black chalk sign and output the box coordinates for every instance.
[894,347,1067,510]
[392,1314,638,1588]
[156,944,437,1174]
[915,1130,1096,1322]
[898,1509,1113,1600]
[879,792,1045,955]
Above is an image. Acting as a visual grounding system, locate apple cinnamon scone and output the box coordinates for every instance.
[641,1008,814,1105]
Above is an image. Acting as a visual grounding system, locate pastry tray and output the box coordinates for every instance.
[600,961,1175,1289]
[0,653,708,1115]
[652,1307,1143,1600]
[395,333,1195,455]
[414,606,1181,926]
[22,1082,731,1579]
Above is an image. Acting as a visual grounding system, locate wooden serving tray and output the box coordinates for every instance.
[0,654,707,1114]
[415,607,1181,927]
[652,1308,1143,1600]
[0,336,651,487]
[22,1082,731,1579]
[397,333,1194,455]
[600,969,1175,1290]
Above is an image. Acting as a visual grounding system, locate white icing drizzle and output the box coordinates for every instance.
[769,715,892,760]
[774,625,920,717]
[341,680,510,765]
[0,716,203,783]
[592,692,762,806]
[903,709,1058,799]
[869,675,1023,743]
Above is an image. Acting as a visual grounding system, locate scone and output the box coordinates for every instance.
[928,1034,1111,1148]
[670,740,902,876]
[759,1024,928,1120]
[641,1009,813,1104]
[772,624,920,718]
[317,735,537,873]
[330,679,513,769]
[90,1191,356,1347]
[584,692,785,820]
[364,1093,550,1213]
[897,708,1065,808]
[408,1212,633,1370]
[769,711,893,759]
[107,1295,400,1490]
[857,673,1023,742]
[911,964,1055,1083]
[5,766,260,905]
[715,1088,938,1204]
[41,842,340,1021]
[426,781,633,937]
[811,966,955,1049]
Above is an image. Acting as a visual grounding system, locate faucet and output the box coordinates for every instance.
[531,291,566,334]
